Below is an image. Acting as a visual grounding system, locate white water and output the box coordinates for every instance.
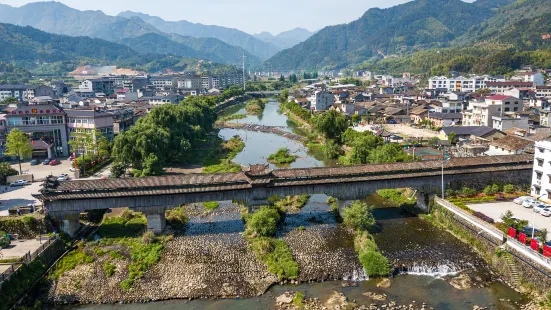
[402,263,463,277]
[343,268,369,282]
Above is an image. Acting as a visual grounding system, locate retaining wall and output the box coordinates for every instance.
[430,204,551,293]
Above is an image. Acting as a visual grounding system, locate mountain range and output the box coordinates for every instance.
[253,28,317,50]
[266,0,523,70]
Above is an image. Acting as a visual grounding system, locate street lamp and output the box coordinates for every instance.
[532,193,548,239]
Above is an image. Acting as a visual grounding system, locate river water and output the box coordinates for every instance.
[72,99,527,309]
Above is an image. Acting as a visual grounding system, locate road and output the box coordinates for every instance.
[467,201,551,233]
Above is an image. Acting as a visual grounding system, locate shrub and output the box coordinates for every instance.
[0,231,9,248]
[248,237,299,279]
[97,211,146,238]
[293,292,305,308]
[141,231,157,244]
[103,262,115,277]
[342,201,376,232]
[245,207,281,237]
[203,202,220,211]
[460,187,477,197]
[503,184,514,193]
[491,184,501,194]
[327,197,337,204]
[267,148,298,165]
[483,185,495,195]
[473,211,495,224]
[166,206,189,230]
[445,189,455,197]
[359,249,391,277]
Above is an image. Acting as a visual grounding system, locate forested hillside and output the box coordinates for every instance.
[266,0,507,70]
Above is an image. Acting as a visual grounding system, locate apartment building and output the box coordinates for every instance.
[531,140,551,201]
[462,95,523,127]
[429,75,505,92]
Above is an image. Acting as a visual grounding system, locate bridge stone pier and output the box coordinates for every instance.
[33,155,533,237]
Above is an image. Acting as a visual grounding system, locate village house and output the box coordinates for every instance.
[311,91,335,111]
[440,126,504,142]
[486,135,534,156]
[427,112,462,128]
[462,95,523,127]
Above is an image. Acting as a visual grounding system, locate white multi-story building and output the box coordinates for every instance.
[522,72,545,86]
[0,84,28,101]
[429,75,505,92]
[536,86,551,98]
[462,95,523,127]
[531,140,551,201]
[310,91,335,111]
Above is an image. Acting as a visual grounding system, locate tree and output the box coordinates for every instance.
[5,129,32,175]
[0,162,18,185]
[279,75,285,82]
[501,210,528,231]
[448,131,458,144]
[246,207,281,237]
[368,143,412,164]
[0,231,10,248]
[348,134,384,164]
[428,137,440,147]
[342,200,376,232]
[313,110,348,140]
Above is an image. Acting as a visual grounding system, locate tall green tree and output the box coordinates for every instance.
[313,110,348,140]
[5,129,32,175]
[0,162,18,185]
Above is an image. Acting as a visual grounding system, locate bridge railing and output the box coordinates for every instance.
[434,197,505,242]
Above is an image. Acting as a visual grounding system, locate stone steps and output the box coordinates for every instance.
[504,254,520,286]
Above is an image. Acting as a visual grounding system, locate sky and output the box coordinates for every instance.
[0,0,423,35]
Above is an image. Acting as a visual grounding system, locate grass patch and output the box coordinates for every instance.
[272,195,310,211]
[203,136,245,174]
[245,98,267,115]
[53,248,94,279]
[268,147,298,165]
[377,189,415,207]
[166,206,189,230]
[293,292,305,308]
[218,113,246,122]
[355,231,391,277]
[97,211,146,238]
[203,202,220,211]
[248,237,299,280]
[103,261,115,277]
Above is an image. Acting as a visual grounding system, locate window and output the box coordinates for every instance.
[539,148,545,153]
[537,172,542,180]
[514,107,518,111]
[538,159,544,167]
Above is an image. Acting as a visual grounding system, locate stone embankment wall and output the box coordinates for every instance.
[429,205,551,293]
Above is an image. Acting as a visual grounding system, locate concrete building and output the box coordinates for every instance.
[492,114,530,131]
[0,84,28,101]
[311,91,335,111]
[487,135,533,156]
[536,86,551,99]
[486,81,534,94]
[79,78,116,96]
[26,85,55,101]
[66,109,115,146]
[5,104,68,157]
[531,140,551,200]
[148,95,184,105]
[434,101,463,113]
[429,75,505,92]
[111,109,134,135]
[541,110,551,127]
[427,112,462,127]
[463,95,523,127]
[521,72,545,86]
[150,76,176,89]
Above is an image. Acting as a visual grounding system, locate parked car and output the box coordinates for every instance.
[10,180,28,187]
[49,159,61,165]
[30,159,40,166]
[514,196,532,205]
[534,203,549,213]
[69,167,76,172]
[540,208,551,217]
[522,199,537,208]
[43,158,51,165]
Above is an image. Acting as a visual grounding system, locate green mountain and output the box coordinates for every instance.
[122,33,262,67]
[266,0,515,70]
[0,2,275,62]
[454,0,551,47]
[0,23,236,75]
[254,28,316,50]
[118,11,281,60]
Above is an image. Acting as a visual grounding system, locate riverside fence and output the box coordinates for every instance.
[0,235,59,285]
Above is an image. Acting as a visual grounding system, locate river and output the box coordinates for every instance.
[70,99,527,309]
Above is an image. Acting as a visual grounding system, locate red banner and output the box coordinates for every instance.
[508,227,516,238]
[519,232,527,244]
[544,245,551,258]
[531,239,540,251]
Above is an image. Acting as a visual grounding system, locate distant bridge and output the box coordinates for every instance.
[33,155,533,235]
[245,91,282,97]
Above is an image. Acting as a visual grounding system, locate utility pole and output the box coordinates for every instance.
[242,54,246,91]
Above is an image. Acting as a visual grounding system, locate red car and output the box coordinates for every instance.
[49,159,61,165]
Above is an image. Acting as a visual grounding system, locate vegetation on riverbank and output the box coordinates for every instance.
[245,98,267,115]
[0,259,48,310]
[270,195,310,211]
[166,206,189,230]
[203,202,220,211]
[377,189,416,207]
[202,135,245,174]
[50,210,171,291]
[243,206,299,280]
[217,113,246,123]
[342,201,390,277]
[0,215,51,239]
[267,148,298,165]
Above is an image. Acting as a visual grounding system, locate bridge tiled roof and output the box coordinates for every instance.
[34,154,534,203]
